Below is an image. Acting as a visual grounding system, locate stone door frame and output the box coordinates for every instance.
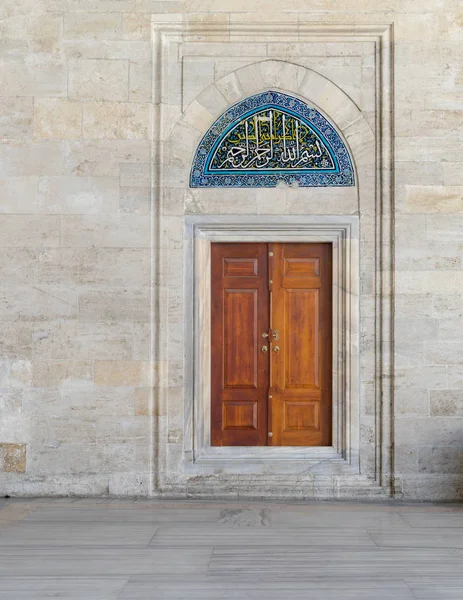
[184,215,360,476]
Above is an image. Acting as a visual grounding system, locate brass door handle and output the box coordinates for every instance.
[273,346,280,352]
[261,346,268,353]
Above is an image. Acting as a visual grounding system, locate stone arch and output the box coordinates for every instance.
[165,59,374,195]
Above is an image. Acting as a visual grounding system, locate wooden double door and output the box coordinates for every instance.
[211,242,332,447]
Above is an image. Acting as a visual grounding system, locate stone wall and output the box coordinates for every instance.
[1,0,462,500]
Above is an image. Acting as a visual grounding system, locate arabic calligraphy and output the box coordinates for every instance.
[190,91,354,188]
[210,109,334,172]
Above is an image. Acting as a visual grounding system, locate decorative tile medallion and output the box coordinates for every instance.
[190,91,354,188]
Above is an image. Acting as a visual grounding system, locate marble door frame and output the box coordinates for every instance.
[184,215,360,476]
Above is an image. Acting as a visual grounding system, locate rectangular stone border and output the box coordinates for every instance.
[151,20,394,496]
[183,216,359,476]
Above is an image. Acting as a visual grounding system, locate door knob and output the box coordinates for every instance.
[273,346,280,352]
[261,346,268,353]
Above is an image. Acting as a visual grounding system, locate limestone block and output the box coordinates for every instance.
[108,471,150,496]
[38,247,150,287]
[34,99,82,140]
[182,58,215,108]
[64,12,123,41]
[0,323,33,359]
[120,186,151,214]
[394,388,429,416]
[424,342,463,365]
[214,59,257,82]
[0,97,33,139]
[129,59,152,103]
[67,0,135,9]
[0,142,65,177]
[395,417,463,446]
[123,13,151,40]
[443,162,463,186]
[256,188,287,215]
[395,272,463,295]
[395,294,433,318]
[0,177,39,214]
[236,63,265,96]
[215,72,243,104]
[136,0,184,11]
[396,136,458,162]
[119,163,151,187]
[32,360,93,388]
[259,60,307,92]
[95,361,157,387]
[0,444,26,473]
[64,40,151,61]
[0,285,78,321]
[22,385,133,417]
[394,445,418,476]
[133,323,151,360]
[395,241,463,271]
[182,100,214,134]
[65,139,150,178]
[394,366,448,390]
[27,441,100,476]
[61,215,150,247]
[430,390,463,416]
[38,176,120,214]
[78,288,150,322]
[0,56,67,97]
[0,360,32,388]
[69,59,129,102]
[426,215,463,242]
[1,13,62,54]
[449,364,463,389]
[0,215,59,247]
[286,187,359,215]
[405,186,463,213]
[196,85,228,117]
[438,319,463,341]
[32,321,133,360]
[134,388,152,416]
[160,188,184,216]
[83,102,150,139]
[0,389,23,412]
[185,189,258,215]
[433,294,463,319]
[395,342,425,367]
[418,446,463,474]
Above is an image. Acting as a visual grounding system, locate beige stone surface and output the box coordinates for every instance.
[94,361,157,387]
[83,101,150,139]
[0,2,461,500]
[69,58,129,102]
[34,98,82,139]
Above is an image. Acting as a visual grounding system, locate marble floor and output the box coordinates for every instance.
[0,498,462,599]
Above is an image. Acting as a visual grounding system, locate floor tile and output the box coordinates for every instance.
[0,577,127,599]
[0,522,159,547]
[0,547,212,576]
[149,523,376,547]
[405,578,463,599]
[208,547,463,578]
[23,507,220,524]
[400,512,463,529]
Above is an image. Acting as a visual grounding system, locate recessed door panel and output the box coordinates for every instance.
[284,289,319,389]
[224,289,258,389]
